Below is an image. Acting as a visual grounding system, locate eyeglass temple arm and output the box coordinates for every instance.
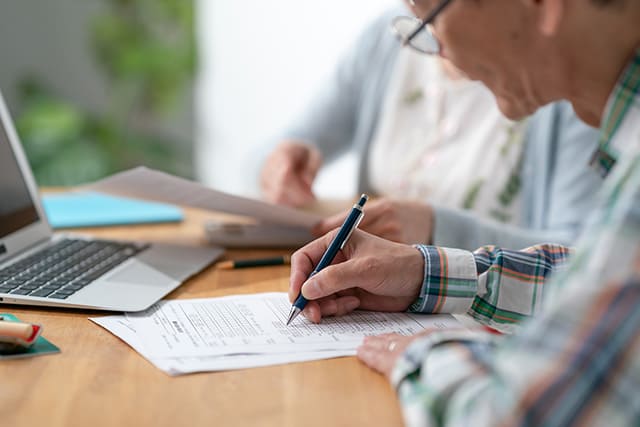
[405,0,454,44]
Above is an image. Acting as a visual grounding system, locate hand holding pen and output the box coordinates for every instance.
[286,194,426,325]
[286,194,368,325]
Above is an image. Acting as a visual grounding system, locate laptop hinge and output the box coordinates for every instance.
[0,243,6,256]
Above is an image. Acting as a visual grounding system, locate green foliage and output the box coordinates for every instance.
[17,0,195,186]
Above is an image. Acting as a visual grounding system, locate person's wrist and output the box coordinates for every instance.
[400,244,426,304]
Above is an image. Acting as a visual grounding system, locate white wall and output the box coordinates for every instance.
[196,0,395,197]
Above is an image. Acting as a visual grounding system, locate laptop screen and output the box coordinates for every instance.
[0,123,39,238]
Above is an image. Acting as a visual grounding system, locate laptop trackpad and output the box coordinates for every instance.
[105,261,171,287]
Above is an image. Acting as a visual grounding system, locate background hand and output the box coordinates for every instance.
[260,141,322,207]
[289,228,425,323]
[313,198,434,244]
[356,333,419,379]
[358,325,477,378]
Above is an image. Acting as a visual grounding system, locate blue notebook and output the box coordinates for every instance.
[42,191,184,229]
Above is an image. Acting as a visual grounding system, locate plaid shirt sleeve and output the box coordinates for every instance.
[411,244,572,333]
[392,272,640,427]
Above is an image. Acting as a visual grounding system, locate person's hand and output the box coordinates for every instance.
[357,330,446,379]
[358,325,483,379]
[289,229,425,323]
[356,333,423,379]
[313,198,434,244]
[260,141,322,207]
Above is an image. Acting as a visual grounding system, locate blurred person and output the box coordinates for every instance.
[260,4,601,250]
[288,0,640,425]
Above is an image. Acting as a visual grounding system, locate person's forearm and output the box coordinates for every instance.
[431,204,577,250]
[411,243,572,332]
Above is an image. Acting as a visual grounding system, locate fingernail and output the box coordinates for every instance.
[301,280,319,299]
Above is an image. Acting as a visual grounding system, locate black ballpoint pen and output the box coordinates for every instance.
[286,194,368,326]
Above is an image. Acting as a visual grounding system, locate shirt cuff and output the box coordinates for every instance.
[409,245,479,314]
[390,328,495,389]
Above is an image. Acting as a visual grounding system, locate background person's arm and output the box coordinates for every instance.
[257,11,400,203]
[432,102,603,250]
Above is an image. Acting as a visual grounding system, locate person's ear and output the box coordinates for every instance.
[533,0,565,36]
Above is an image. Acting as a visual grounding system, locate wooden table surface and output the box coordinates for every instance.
[0,208,403,427]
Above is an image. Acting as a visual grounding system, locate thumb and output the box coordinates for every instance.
[301,260,361,300]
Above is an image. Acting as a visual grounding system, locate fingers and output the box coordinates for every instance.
[261,142,321,207]
[312,211,346,236]
[302,147,322,188]
[316,296,360,318]
[301,301,322,323]
[283,180,315,207]
[300,257,371,301]
[315,199,403,242]
[298,295,360,323]
[356,333,406,379]
[289,229,342,302]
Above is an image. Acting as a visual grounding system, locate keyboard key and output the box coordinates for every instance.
[11,288,34,295]
[48,293,70,299]
[31,288,55,297]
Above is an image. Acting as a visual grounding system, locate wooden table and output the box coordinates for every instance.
[1,208,403,427]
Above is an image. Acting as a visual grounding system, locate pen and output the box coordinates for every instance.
[286,194,368,326]
[217,255,291,269]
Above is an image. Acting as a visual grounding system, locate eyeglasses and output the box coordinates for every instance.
[391,0,454,55]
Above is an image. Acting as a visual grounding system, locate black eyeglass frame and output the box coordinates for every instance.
[397,0,455,54]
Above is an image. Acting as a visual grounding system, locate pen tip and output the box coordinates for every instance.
[286,306,301,326]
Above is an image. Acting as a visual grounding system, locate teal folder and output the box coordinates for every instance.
[42,191,184,229]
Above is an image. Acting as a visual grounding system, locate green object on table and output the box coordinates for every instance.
[0,314,60,359]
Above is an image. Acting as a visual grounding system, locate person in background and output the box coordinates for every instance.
[289,0,640,425]
[260,4,602,251]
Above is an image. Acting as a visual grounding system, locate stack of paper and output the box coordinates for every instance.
[91,292,461,376]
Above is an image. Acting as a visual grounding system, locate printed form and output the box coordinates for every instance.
[92,292,462,375]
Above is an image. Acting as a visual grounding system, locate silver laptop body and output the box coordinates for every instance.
[0,93,223,312]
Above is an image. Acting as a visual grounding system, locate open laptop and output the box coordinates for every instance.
[0,93,223,311]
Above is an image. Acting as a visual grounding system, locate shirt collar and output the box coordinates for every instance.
[590,48,640,178]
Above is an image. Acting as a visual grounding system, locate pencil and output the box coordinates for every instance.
[217,255,291,269]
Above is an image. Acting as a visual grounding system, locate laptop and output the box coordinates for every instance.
[0,93,223,311]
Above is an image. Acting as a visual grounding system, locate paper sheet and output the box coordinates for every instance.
[91,293,462,375]
[85,167,322,228]
[92,316,351,375]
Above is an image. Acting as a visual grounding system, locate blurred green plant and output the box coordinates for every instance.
[16,0,196,185]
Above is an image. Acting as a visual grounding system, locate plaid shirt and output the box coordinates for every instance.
[394,50,640,427]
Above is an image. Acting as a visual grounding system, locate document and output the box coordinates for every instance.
[91,292,463,375]
[92,315,350,376]
[85,167,322,228]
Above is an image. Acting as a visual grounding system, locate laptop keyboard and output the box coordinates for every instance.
[0,239,147,300]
